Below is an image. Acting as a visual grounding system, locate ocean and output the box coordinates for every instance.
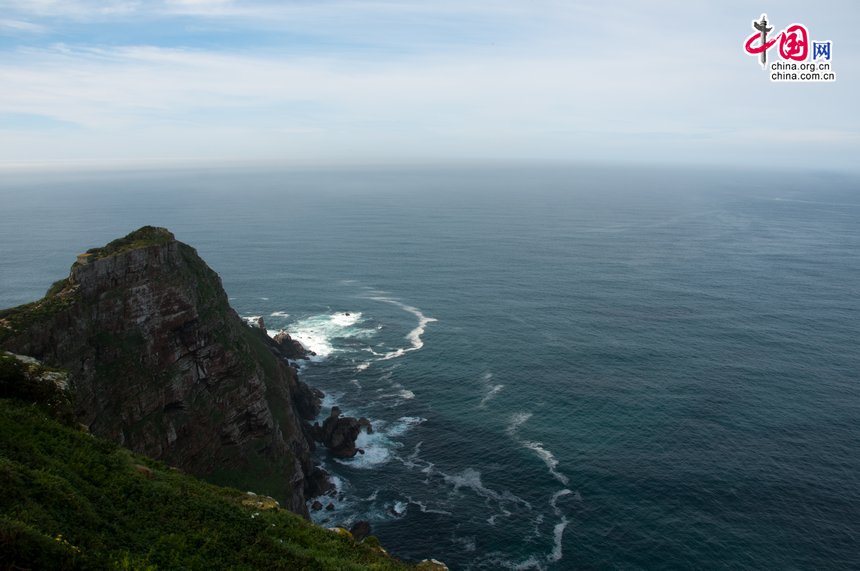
[1,165,858,569]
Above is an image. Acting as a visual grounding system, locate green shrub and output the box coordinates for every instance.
[0,399,410,570]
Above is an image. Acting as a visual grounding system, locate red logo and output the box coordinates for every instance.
[744,14,809,66]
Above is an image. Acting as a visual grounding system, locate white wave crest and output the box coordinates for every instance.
[381,389,416,402]
[368,296,437,360]
[506,412,533,436]
[550,488,572,512]
[442,468,530,507]
[387,416,426,437]
[390,500,408,517]
[408,496,452,516]
[269,310,290,318]
[286,311,371,358]
[334,416,425,469]
[480,384,505,408]
[483,488,571,569]
[524,442,570,486]
[547,489,572,563]
[548,519,568,563]
[508,413,571,488]
[451,534,477,552]
[513,557,544,570]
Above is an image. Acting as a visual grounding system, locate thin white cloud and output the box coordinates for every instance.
[0,0,857,169]
[0,18,47,32]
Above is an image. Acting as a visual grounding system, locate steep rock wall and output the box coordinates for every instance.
[0,227,323,515]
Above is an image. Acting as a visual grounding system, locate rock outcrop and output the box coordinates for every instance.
[313,406,373,458]
[271,330,315,360]
[349,520,372,542]
[0,226,327,516]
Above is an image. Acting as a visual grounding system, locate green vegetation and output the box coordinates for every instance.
[0,353,73,424]
[46,278,71,298]
[83,226,176,262]
[0,288,75,345]
[0,360,409,570]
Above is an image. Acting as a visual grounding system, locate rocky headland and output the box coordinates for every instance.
[0,226,369,517]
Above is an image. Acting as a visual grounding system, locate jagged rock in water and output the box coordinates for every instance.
[307,465,336,497]
[317,406,373,458]
[272,330,314,360]
[358,416,373,434]
[255,316,266,330]
[0,226,328,517]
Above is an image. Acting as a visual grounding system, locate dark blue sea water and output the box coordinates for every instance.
[1,165,859,569]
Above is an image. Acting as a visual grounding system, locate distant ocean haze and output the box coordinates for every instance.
[1,165,858,569]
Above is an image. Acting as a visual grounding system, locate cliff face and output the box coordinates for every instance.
[0,227,324,515]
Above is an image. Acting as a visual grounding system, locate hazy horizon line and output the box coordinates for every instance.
[1,157,857,178]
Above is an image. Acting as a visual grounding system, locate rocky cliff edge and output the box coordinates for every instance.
[0,226,331,516]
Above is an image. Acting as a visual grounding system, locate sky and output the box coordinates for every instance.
[0,0,858,171]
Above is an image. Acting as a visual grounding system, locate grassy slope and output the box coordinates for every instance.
[0,387,408,571]
[0,397,408,570]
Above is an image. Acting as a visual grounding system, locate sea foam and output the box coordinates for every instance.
[506,412,533,436]
[284,311,371,358]
[507,412,571,487]
[367,296,437,360]
[523,442,570,486]
[334,416,426,470]
[480,384,505,408]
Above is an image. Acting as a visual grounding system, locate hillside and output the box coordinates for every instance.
[0,352,408,570]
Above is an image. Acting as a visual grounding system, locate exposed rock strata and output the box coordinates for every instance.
[0,227,328,516]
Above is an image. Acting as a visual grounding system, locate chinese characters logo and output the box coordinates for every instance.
[743,14,835,82]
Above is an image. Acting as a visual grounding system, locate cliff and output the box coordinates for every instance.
[0,227,327,515]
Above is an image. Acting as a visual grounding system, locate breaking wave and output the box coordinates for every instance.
[282,311,372,358]
[367,296,437,360]
[506,412,533,436]
[334,416,426,470]
[523,442,570,486]
[480,384,505,408]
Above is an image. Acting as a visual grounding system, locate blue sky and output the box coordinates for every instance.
[0,0,858,170]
